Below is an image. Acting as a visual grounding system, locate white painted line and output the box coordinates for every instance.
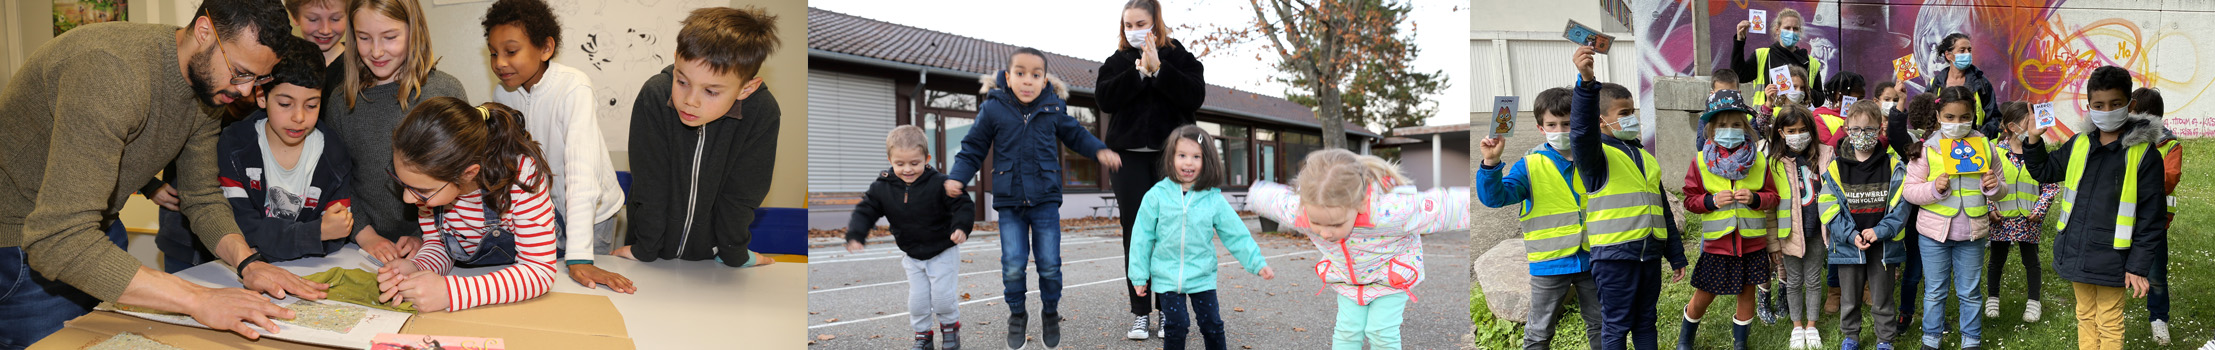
[809,253,1132,294]
[807,237,1120,263]
[806,251,1315,329]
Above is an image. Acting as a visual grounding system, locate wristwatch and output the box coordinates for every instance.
[235,252,266,276]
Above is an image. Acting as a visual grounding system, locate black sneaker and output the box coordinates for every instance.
[913,331,935,350]
[941,322,961,350]
[1007,313,1027,350]
[1042,312,1061,348]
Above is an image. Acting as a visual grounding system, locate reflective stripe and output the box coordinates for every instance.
[1586,214,1665,247]
[1524,232,1587,262]
[1695,150,1772,240]
[1519,212,1585,232]
[1588,192,1667,211]
[2114,201,2138,250]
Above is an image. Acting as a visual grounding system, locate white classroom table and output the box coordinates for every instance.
[174,244,806,349]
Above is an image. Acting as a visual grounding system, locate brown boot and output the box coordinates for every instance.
[1824,286,1841,313]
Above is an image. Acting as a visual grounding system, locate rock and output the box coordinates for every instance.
[1473,239,1534,323]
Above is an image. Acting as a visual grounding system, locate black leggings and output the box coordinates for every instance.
[1114,150,1165,316]
[1985,241,2042,301]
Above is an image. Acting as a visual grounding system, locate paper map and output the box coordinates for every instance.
[99,297,410,348]
[84,332,182,350]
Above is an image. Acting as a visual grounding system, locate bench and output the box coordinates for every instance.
[1092,196,1119,218]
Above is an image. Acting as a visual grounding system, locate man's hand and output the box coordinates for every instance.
[319,203,353,241]
[567,264,637,294]
[186,286,294,339]
[151,184,182,211]
[239,262,327,300]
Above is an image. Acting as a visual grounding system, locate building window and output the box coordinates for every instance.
[1283,132,1322,180]
[1215,124,1250,187]
[1061,106,1103,189]
[924,89,978,111]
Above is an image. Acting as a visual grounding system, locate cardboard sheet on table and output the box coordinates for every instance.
[32,312,331,350]
[399,292,634,350]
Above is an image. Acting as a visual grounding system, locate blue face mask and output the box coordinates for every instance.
[1780,30,1800,47]
[1713,128,1748,148]
[1953,52,1973,70]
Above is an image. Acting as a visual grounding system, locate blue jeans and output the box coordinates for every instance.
[1160,290,1226,350]
[2148,239,2169,321]
[998,203,1062,315]
[0,222,125,349]
[1898,229,1922,323]
[1592,259,1662,350]
[1918,235,1984,348]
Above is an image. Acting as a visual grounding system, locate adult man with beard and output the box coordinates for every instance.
[0,0,334,346]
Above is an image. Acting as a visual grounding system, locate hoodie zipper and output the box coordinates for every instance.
[678,128,706,255]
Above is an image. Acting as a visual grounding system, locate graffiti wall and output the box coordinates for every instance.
[1639,0,2215,139]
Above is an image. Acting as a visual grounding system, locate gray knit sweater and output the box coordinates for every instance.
[0,23,238,301]
[324,70,465,241]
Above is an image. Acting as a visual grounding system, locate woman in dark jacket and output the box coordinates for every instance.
[1927,33,2001,135]
[1096,0,1207,340]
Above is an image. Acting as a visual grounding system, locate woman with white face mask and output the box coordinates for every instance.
[1730,8,1825,111]
[1929,33,2001,135]
[1096,0,1210,341]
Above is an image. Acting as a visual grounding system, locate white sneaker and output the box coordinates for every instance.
[1790,328,1809,349]
[1125,315,1149,340]
[2154,319,2172,345]
[1807,328,1823,348]
[2023,300,2042,322]
[1984,296,2001,318]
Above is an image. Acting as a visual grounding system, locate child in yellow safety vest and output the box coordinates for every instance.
[1981,101,2060,326]
[1476,87,1604,350]
[1677,89,1779,350]
[1900,86,2008,350]
[2016,66,2169,350]
[2128,87,2183,345]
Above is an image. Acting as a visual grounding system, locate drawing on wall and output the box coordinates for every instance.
[54,0,127,35]
[545,0,724,151]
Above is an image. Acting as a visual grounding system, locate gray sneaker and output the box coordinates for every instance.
[1126,315,1149,340]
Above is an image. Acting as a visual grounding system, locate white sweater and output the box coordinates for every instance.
[492,63,625,264]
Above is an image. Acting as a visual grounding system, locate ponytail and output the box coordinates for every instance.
[392,97,552,214]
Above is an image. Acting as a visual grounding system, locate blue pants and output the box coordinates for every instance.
[152,209,210,273]
[1897,230,1922,322]
[1918,236,1984,348]
[1592,259,1663,350]
[1160,290,1226,350]
[997,203,1062,315]
[0,222,127,349]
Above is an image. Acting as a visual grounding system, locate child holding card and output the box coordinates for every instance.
[1901,86,2008,350]
[1984,101,2058,324]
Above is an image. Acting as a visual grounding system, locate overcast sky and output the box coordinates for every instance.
[809,0,1471,129]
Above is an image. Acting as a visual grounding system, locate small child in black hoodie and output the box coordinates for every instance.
[847,125,976,350]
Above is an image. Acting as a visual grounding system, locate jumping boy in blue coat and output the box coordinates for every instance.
[943,47,1122,350]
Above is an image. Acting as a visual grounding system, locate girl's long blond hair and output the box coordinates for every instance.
[338,0,438,111]
[1292,149,1408,210]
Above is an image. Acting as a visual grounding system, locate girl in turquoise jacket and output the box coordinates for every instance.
[1129,125,1274,350]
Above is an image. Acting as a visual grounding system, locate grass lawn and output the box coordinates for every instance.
[1475,139,2213,349]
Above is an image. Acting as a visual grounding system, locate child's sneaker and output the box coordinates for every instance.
[1790,328,1806,349]
[1983,297,2000,318]
[914,331,935,350]
[1041,312,1061,348]
[2154,319,2172,345]
[1007,313,1027,350]
[1874,342,1895,350]
[1839,337,1860,350]
[1126,314,1149,340]
[942,322,962,350]
[1807,328,1823,349]
[2022,300,2041,322]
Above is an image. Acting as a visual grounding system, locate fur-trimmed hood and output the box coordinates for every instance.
[2119,112,2169,147]
[979,70,1070,102]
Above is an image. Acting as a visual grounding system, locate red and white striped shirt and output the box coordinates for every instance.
[410,156,559,311]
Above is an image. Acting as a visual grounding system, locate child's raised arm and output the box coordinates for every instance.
[1373,186,1474,236]
[1212,197,1268,276]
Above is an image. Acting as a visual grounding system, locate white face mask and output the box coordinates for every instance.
[1125,28,1150,48]
[1784,132,1813,151]
[1940,122,1974,139]
[1881,101,1898,113]
[1782,90,1805,103]
[1613,115,1641,140]
[2089,108,2129,132]
[1546,131,1573,152]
